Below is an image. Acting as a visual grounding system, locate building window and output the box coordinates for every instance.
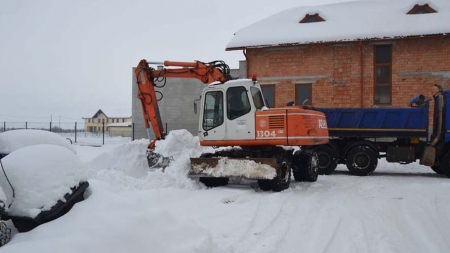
[407,4,437,14]
[88,119,90,123]
[122,119,125,123]
[261,85,275,108]
[374,45,392,105]
[299,13,325,23]
[97,119,100,123]
[295,84,312,106]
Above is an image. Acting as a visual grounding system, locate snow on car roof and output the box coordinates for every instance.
[0,129,76,155]
[226,0,450,50]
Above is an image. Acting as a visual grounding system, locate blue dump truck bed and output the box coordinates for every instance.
[317,104,429,138]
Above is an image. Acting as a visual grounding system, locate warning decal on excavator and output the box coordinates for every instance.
[319,119,328,129]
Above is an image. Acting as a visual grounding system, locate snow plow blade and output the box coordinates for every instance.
[189,157,278,180]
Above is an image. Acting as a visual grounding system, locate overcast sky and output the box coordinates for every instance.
[0,0,352,124]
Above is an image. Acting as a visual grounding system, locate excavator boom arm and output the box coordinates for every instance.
[134,59,231,149]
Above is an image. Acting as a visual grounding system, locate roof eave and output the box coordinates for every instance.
[226,33,450,51]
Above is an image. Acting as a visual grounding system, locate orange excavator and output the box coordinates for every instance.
[135,59,329,191]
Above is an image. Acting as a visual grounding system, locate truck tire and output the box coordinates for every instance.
[199,177,229,187]
[313,145,337,175]
[345,145,378,176]
[439,151,450,178]
[292,150,319,182]
[270,157,291,192]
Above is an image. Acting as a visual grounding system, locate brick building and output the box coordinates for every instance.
[226,0,450,110]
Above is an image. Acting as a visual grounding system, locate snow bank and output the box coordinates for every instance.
[0,144,87,218]
[0,181,221,253]
[86,131,206,191]
[0,129,76,155]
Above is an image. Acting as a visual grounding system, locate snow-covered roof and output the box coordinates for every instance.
[226,0,450,50]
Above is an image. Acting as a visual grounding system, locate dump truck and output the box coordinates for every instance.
[302,84,450,177]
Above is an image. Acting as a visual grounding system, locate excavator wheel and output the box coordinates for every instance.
[292,150,319,182]
[199,177,229,188]
[258,157,291,192]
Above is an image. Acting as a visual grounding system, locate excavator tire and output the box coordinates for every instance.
[292,150,319,182]
[199,177,229,187]
[270,157,291,192]
[257,179,272,191]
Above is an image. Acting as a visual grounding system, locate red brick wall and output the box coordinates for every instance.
[247,36,450,110]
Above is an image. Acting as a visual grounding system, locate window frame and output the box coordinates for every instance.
[226,86,251,121]
[373,45,392,106]
[202,90,224,131]
[295,83,312,106]
[260,84,276,108]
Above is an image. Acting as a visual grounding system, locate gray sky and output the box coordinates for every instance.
[0,0,349,124]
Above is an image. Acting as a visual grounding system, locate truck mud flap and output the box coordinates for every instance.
[420,146,436,166]
[5,181,89,233]
[189,157,277,180]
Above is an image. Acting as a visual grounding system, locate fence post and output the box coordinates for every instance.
[50,122,52,132]
[75,122,77,143]
[102,121,105,145]
[3,122,5,132]
[132,122,135,141]
[26,122,27,129]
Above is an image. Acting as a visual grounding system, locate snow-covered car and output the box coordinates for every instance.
[0,130,88,233]
[0,129,76,158]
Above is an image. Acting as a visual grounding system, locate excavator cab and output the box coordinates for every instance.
[198,79,261,142]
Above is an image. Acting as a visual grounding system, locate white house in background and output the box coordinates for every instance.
[83,109,132,137]
[107,122,132,137]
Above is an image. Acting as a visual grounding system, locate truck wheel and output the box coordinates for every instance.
[292,150,319,182]
[270,157,291,192]
[313,146,337,175]
[345,145,378,176]
[439,151,450,178]
[199,177,229,187]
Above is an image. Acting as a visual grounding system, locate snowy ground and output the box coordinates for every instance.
[2,132,450,253]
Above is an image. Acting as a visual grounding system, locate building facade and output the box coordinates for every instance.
[226,0,450,113]
[83,109,132,136]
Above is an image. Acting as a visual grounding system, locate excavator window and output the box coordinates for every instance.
[227,87,251,120]
[250,87,265,109]
[203,91,224,131]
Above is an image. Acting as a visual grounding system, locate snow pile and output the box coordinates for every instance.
[0,181,221,253]
[86,130,205,191]
[155,129,204,159]
[0,144,87,218]
[0,129,76,155]
[191,158,277,179]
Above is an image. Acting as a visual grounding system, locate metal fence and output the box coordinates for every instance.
[0,121,133,146]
